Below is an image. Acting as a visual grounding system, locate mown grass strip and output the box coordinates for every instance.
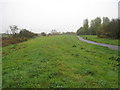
[80,35,119,46]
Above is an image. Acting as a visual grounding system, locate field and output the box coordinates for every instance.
[80,35,120,46]
[2,35,119,88]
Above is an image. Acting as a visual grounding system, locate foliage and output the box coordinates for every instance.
[77,17,119,39]
[103,17,110,26]
[41,32,47,36]
[77,17,101,35]
[77,27,83,35]
[91,17,101,35]
[83,19,89,35]
[2,28,38,47]
[97,19,119,39]
[19,29,38,38]
[2,37,28,47]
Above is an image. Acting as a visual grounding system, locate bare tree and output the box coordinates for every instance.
[9,25,19,35]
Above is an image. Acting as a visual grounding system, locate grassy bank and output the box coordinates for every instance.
[3,35,119,88]
[80,35,119,46]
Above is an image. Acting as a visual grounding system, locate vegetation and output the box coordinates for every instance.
[2,25,38,47]
[51,30,61,35]
[3,35,119,88]
[2,37,28,47]
[40,32,47,36]
[40,30,76,36]
[77,17,101,35]
[19,29,38,38]
[80,35,119,46]
[77,17,120,39]
[9,25,19,36]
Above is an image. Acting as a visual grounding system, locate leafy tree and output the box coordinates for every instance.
[89,17,101,35]
[104,19,118,39]
[103,17,110,26]
[77,17,119,39]
[76,27,84,35]
[89,20,96,35]
[94,17,101,27]
[97,17,110,38]
[77,19,89,35]
[96,24,105,37]
[83,19,89,35]
[97,18,119,39]
[118,19,120,39]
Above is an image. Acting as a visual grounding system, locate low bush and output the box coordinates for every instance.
[2,37,28,47]
[19,29,38,38]
[2,29,38,47]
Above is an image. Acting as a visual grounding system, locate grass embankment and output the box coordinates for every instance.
[80,35,119,46]
[3,35,119,88]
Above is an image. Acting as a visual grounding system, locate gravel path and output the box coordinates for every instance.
[77,36,120,51]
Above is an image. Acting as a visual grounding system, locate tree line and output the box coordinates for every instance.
[6,25,76,37]
[40,30,76,36]
[77,17,120,39]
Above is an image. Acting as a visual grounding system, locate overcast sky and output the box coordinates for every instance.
[0,0,119,33]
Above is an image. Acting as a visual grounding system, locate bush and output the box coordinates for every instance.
[2,28,38,47]
[2,37,28,47]
[19,29,38,38]
[41,32,47,36]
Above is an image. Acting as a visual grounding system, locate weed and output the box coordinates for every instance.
[72,45,76,47]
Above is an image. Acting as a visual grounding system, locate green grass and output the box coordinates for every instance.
[80,35,119,46]
[2,35,119,88]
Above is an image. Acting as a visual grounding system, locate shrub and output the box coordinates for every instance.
[2,37,28,47]
[41,32,47,36]
[19,29,38,38]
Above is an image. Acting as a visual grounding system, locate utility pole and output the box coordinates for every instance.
[118,1,120,19]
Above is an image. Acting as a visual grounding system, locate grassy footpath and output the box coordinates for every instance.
[2,35,119,88]
[80,35,119,46]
